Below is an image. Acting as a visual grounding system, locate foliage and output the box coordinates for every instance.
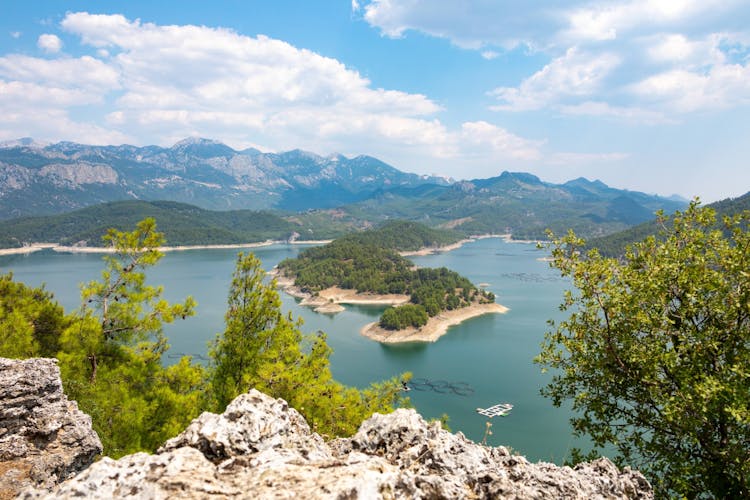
[0,273,69,358]
[0,200,304,248]
[58,218,205,457]
[336,220,460,251]
[536,201,750,497]
[379,304,429,330]
[209,252,409,437]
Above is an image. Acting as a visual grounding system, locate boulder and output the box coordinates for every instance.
[0,358,101,498]
[25,387,652,499]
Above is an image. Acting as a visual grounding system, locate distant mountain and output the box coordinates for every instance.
[0,138,450,219]
[342,172,687,239]
[0,138,690,242]
[588,191,750,256]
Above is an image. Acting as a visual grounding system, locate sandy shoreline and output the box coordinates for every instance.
[270,269,409,314]
[360,302,509,343]
[0,233,545,257]
[0,239,333,256]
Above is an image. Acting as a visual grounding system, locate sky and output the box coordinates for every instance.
[1,1,749,202]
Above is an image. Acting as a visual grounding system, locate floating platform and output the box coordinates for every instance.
[476,403,513,418]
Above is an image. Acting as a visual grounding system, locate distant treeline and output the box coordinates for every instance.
[0,200,351,248]
[278,221,493,330]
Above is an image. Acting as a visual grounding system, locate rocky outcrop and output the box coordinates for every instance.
[23,387,652,499]
[0,358,102,499]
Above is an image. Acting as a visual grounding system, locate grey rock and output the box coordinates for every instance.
[0,358,102,498]
[28,386,652,499]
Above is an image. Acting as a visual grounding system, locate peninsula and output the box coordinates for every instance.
[275,221,508,342]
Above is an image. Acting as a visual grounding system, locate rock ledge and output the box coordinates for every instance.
[28,391,651,499]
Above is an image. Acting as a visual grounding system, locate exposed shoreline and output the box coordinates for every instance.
[271,267,509,342]
[0,233,546,257]
[269,269,410,314]
[360,302,509,344]
[0,239,333,256]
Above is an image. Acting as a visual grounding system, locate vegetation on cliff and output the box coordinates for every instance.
[537,201,750,498]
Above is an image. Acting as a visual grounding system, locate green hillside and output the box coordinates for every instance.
[588,192,750,256]
[0,200,300,248]
[343,173,687,240]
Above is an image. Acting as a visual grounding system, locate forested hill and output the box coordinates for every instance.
[0,200,308,248]
[587,191,750,256]
[334,220,460,252]
[277,222,493,330]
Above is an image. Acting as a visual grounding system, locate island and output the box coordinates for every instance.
[275,221,508,343]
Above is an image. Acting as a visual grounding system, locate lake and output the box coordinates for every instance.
[0,237,585,463]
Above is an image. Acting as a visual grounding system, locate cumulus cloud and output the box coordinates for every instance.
[631,64,750,112]
[490,48,620,111]
[360,0,562,50]
[0,11,556,173]
[460,121,542,160]
[37,33,62,53]
[359,0,750,121]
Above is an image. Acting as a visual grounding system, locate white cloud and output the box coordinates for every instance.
[631,64,750,112]
[0,54,120,92]
[0,12,551,170]
[360,0,750,121]
[563,0,735,42]
[360,0,561,50]
[460,121,542,161]
[37,33,62,53]
[490,48,620,111]
[481,50,499,60]
[10,31,21,39]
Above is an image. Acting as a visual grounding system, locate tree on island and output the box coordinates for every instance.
[537,201,750,497]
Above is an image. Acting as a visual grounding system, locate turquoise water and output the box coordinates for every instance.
[0,238,584,463]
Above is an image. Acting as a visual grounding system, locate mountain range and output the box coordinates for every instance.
[0,137,689,241]
[0,137,450,219]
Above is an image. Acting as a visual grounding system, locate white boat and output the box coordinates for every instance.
[476,402,514,418]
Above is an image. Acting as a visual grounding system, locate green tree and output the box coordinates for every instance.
[58,218,205,457]
[210,252,409,437]
[0,273,68,358]
[536,202,750,498]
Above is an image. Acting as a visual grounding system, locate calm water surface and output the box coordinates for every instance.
[0,237,585,462]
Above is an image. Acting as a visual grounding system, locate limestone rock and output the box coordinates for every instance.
[0,358,102,498]
[28,386,652,499]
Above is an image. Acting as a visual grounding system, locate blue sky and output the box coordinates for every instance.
[1,1,749,202]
